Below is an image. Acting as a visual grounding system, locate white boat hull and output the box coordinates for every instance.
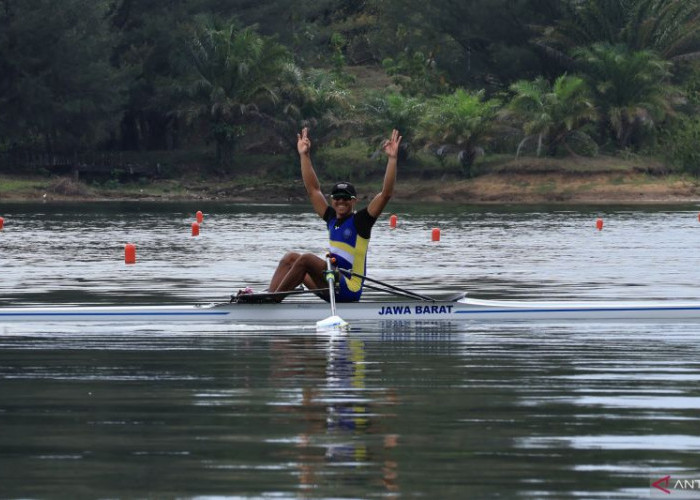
[2,296,700,323]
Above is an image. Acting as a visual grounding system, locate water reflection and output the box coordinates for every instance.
[268,336,401,495]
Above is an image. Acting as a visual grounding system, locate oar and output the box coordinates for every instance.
[316,256,348,331]
[360,281,428,301]
[337,267,435,301]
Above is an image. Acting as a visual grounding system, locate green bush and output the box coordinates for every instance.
[658,116,700,175]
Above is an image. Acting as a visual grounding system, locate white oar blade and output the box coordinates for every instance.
[316,315,349,331]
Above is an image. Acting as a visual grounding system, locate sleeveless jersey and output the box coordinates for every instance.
[323,207,376,302]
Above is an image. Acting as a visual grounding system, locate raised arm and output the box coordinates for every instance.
[367,129,401,218]
[298,128,328,217]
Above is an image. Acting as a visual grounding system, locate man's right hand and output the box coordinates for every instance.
[297,127,311,156]
[382,129,402,159]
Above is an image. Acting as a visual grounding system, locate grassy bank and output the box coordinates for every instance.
[1,151,699,204]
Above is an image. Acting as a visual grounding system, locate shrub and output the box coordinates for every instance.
[657,116,700,175]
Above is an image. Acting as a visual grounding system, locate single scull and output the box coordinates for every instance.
[2,294,700,323]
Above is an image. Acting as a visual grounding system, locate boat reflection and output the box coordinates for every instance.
[377,319,458,341]
[269,336,400,494]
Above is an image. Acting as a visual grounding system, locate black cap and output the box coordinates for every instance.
[330,181,357,198]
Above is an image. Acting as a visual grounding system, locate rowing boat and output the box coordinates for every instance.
[2,294,700,323]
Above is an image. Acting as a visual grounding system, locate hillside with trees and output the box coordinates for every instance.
[1,0,699,197]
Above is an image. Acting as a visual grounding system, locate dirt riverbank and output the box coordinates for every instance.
[1,156,699,205]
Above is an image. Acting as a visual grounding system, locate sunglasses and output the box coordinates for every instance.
[331,194,355,200]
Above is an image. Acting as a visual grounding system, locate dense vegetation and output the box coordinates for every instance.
[1,0,699,179]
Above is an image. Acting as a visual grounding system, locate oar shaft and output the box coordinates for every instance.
[361,281,425,300]
[337,267,435,302]
[315,256,348,330]
[325,257,338,316]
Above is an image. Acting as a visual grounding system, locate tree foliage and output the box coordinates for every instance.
[538,0,700,64]
[270,68,354,152]
[361,92,425,160]
[368,0,563,88]
[418,89,502,175]
[574,43,677,149]
[1,0,699,176]
[658,114,700,174]
[0,0,124,152]
[508,75,598,156]
[181,20,298,164]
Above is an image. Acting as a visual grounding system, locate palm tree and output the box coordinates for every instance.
[574,43,676,148]
[269,68,354,153]
[361,92,426,160]
[418,89,501,176]
[507,74,598,157]
[538,0,700,64]
[183,20,298,164]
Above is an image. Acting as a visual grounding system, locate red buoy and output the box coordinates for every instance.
[196,210,204,223]
[432,228,441,242]
[0,216,4,230]
[125,243,136,264]
[192,222,200,237]
[389,214,397,228]
[596,218,604,231]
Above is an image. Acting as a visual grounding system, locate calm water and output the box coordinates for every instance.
[1,201,700,498]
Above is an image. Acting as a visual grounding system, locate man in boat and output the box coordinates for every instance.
[262,127,401,303]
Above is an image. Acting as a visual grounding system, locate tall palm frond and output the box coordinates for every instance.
[507,74,597,156]
[574,42,677,147]
[537,0,700,63]
[182,21,297,164]
[362,92,425,144]
[418,89,502,174]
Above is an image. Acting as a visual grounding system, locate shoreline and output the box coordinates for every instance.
[1,170,700,206]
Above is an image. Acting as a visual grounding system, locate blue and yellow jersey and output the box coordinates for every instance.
[323,207,377,302]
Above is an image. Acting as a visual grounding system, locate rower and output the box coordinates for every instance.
[261,127,402,303]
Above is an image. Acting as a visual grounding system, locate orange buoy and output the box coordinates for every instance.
[389,214,397,228]
[0,216,4,230]
[196,210,204,223]
[698,212,700,222]
[124,243,136,264]
[432,227,441,242]
[192,221,200,237]
[596,218,604,231]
